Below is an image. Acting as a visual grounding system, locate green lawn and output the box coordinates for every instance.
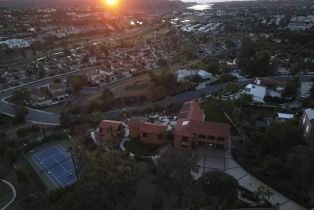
[202,103,227,123]
[124,139,158,157]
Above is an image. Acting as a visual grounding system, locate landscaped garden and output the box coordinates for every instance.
[124,139,159,157]
[202,101,228,123]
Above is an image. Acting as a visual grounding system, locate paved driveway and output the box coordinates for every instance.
[192,137,309,210]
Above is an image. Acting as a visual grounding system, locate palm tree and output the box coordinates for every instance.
[107,126,115,150]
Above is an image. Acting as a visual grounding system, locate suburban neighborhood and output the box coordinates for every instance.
[1,0,314,210]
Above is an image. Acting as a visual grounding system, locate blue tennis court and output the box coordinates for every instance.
[32,145,77,188]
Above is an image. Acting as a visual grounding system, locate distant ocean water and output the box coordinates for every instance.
[181,0,253,3]
[184,0,255,10]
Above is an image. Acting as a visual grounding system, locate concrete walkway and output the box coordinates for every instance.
[224,139,308,210]
[0,179,16,210]
[193,137,308,210]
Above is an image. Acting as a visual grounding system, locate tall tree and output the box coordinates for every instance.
[203,57,221,75]
[236,93,253,107]
[48,152,136,210]
[155,149,197,208]
[237,38,256,69]
[13,105,29,124]
[11,87,30,105]
[200,171,238,210]
[67,75,88,95]
[243,50,274,77]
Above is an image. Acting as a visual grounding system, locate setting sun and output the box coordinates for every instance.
[104,0,118,7]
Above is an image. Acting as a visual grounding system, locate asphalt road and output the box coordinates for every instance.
[0,58,202,125]
[103,75,314,119]
[0,77,240,125]
[0,71,313,125]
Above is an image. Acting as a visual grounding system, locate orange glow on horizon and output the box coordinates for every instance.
[103,0,119,8]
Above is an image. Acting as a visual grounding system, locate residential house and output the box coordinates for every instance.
[243,84,267,103]
[174,101,230,149]
[88,56,97,64]
[95,120,124,145]
[276,113,294,121]
[243,78,285,103]
[30,88,52,107]
[48,82,68,100]
[254,78,286,92]
[85,68,114,85]
[301,108,314,143]
[226,58,238,70]
[177,69,213,82]
[128,119,167,145]
[85,68,105,85]
[300,82,313,99]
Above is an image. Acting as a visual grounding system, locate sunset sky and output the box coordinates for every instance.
[181,0,253,2]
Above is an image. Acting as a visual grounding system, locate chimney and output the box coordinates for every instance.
[255,78,261,85]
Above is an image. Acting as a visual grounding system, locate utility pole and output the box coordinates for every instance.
[42,127,46,140]
[70,151,79,180]
[100,128,103,152]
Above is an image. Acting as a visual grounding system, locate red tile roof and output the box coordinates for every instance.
[128,119,166,135]
[175,119,230,138]
[255,78,287,88]
[140,122,166,135]
[128,119,142,128]
[98,120,122,131]
[178,101,204,121]
[175,101,230,138]
[31,88,45,97]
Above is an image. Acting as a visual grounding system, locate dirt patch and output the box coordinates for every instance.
[111,74,152,98]
[78,74,153,110]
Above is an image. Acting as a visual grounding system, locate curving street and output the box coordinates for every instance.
[0,179,16,210]
[1,75,314,125]
[103,75,314,118]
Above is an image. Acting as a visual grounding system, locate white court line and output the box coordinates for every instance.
[40,156,64,187]
[32,145,76,188]
[32,154,61,187]
[61,170,77,187]
[0,179,16,210]
[52,146,77,187]
[35,146,60,162]
[54,170,71,187]
[32,150,64,187]
[52,156,67,174]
